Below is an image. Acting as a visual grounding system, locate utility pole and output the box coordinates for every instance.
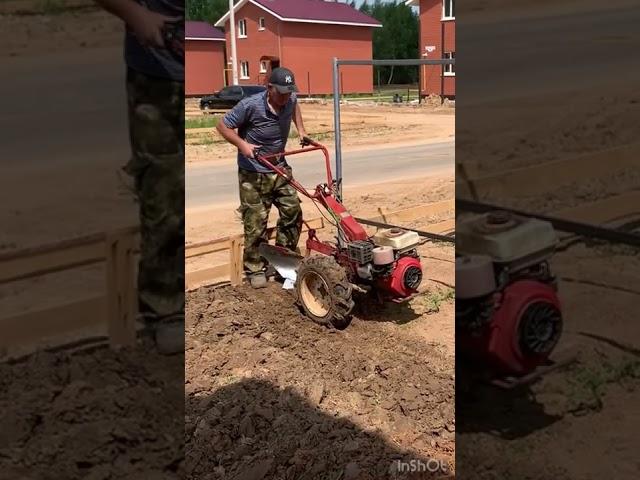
[229,0,239,85]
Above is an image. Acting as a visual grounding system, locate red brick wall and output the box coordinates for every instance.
[224,2,281,86]
[281,23,374,95]
[419,0,455,97]
[222,3,375,94]
[185,40,226,96]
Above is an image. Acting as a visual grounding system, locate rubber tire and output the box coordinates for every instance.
[295,255,354,329]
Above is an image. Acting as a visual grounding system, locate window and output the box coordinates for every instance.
[258,17,265,30]
[444,52,455,76]
[259,60,268,73]
[238,19,247,38]
[442,0,455,20]
[240,61,249,79]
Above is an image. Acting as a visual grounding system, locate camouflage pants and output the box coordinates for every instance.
[125,68,184,319]
[238,167,303,273]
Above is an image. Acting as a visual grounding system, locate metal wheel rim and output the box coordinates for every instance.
[300,271,331,318]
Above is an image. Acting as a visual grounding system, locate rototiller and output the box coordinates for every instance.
[254,138,423,329]
[456,211,564,377]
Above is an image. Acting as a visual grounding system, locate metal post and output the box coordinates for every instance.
[440,22,445,102]
[332,57,342,200]
[229,0,239,85]
[331,59,453,202]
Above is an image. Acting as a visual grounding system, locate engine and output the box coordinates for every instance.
[456,211,563,376]
[346,228,423,299]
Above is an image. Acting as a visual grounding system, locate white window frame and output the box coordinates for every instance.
[240,61,250,79]
[259,60,268,74]
[442,0,455,20]
[238,19,247,38]
[258,17,266,31]
[443,52,455,76]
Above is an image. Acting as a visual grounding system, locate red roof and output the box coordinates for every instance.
[215,0,382,28]
[186,21,225,40]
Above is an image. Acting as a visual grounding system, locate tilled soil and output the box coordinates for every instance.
[185,283,455,479]
[0,341,184,480]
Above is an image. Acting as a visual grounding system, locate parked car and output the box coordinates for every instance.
[200,85,266,110]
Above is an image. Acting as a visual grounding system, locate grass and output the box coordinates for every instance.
[566,358,640,413]
[185,116,219,130]
[298,84,421,103]
[419,287,455,314]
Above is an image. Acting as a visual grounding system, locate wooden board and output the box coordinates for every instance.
[105,233,137,348]
[0,227,140,285]
[457,142,640,199]
[0,295,107,350]
[367,199,454,225]
[185,217,325,259]
[554,192,640,225]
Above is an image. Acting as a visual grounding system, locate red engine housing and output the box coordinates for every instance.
[375,256,423,299]
[460,280,562,376]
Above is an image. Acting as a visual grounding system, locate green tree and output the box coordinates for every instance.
[187,0,239,26]
[360,0,419,85]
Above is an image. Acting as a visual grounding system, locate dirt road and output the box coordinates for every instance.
[186,141,454,208]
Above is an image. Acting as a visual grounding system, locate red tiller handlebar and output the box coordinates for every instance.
[253,138,334,200]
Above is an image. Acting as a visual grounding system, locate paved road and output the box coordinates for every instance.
[1,47,129,168]
[186,141,454,208]
[461,5,640,103]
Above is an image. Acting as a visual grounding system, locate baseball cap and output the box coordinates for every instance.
[268,67,299,94]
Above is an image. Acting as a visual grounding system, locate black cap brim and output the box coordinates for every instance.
[272,84,298,94]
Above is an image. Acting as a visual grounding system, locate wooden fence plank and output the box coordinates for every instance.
[0,296,107,349]
[368,200,454,225]
[106,233,137,348]
[186,265,230,290]
[229,237,243,287]
[185,217,324,259]
[0,242,105,285]
[457,143,640,199]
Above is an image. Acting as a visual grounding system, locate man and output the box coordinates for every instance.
[95,0,184,353]
[216,67,308,288]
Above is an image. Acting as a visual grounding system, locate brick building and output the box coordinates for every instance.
[186,21,226,96]
[407,0,455,97]
[215,0,382,95]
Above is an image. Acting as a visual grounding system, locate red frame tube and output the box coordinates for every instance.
[254,140,334,200]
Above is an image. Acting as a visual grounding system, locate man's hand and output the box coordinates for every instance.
[300,135,312,147]
[240,141,261,159]
[129,4,180,48]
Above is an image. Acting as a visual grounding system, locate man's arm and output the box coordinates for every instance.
[216,122,260,159]
[94,0,177,48]
[292,102,308,142]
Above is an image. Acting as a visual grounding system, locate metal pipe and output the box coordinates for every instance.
[457,199,640,247]
[332,57,343,201]
[229,0,239,85]
[337,59,454,66]
[355,218,455,244]
[331,58,454,201]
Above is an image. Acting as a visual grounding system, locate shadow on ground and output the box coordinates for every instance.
[186,378,454,480]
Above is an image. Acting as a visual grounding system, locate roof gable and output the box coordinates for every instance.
[186,21,225,41]
[215,0,382,29]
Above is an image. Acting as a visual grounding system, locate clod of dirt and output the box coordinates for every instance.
[186,283,455,478]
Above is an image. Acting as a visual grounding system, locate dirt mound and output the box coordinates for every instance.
[186,284,455,479]
[0,342,184,479]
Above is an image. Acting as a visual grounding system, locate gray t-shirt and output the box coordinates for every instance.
[223,91,297,173]
[124,0,184,81]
